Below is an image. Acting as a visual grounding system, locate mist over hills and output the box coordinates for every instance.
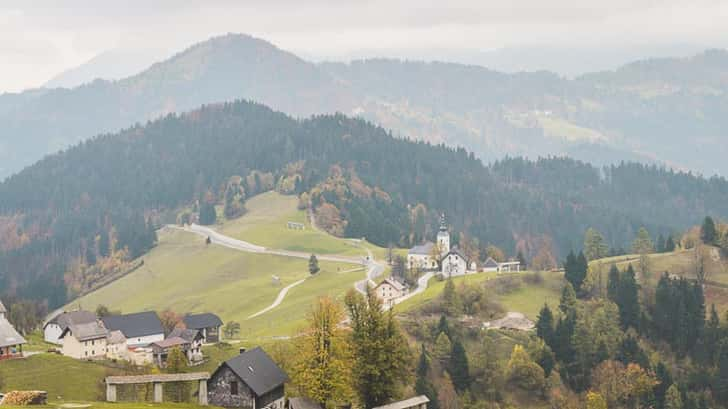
[2,33,728,179]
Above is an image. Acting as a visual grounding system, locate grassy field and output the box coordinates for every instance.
[0,354,120,402]
[396,271,563,319]
[22,330,56,352]
[73,228,357,339]
[218,192,372,257]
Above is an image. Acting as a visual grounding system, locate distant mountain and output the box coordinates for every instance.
[43,48,168,89]
[3,100,728,306]
[2,33,728,179]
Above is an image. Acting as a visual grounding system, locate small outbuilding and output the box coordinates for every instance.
[207,347,288,409]
[0,316,26,360]
[373,395,430,409]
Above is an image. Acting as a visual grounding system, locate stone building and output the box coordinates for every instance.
[208,347,288,409]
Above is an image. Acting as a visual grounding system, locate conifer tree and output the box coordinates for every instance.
[632,227,654,254]
[717,340,728,403]
[654,362,672,409]
[617,265,640,330]
[441,277,460,315]
[665,236,676,252]
[607,264,620,302]
[344,289,412,409]
[309,254,320,275]
[701,216,717,244]
[448,339,470,392]
[434,332,452,364]
[415,345,439,409]
[559,283,577,316]
[436,315,451,338]
[536,304,555,348]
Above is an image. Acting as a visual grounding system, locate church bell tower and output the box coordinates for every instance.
[436,213,450,257]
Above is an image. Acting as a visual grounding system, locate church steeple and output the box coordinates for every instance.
[436,213,450,256]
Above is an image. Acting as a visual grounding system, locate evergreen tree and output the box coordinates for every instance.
[716,341,728,404]
[616,334,649,369]
[665,236,676,252]
[553,314,576,363]
[433,332,452,364]
[436,315,451,339]
[632,227,654,254]
[617,265,640,330]
[584,228,610,261]
[309,254,320,275]
[701,216,717,244]
[656,234,666,253]
[559,283,577,316]
[517,250,527,269]
[705,304,721,365]
[344,289,413,408]
[441,277,460,315]
[448,339,471,392]
[607,264,620,302]
[415,345,439,409]
[536,304,555,348]
[199,201,217,225]
[654,362,672,409]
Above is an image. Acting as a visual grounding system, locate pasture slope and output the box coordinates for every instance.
[74,192,382,340]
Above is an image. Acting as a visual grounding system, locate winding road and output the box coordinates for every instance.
[168,223,391,317]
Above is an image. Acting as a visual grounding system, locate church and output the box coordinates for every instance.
[407,215,476,277]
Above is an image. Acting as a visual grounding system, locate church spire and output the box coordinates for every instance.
[439,213,447,232]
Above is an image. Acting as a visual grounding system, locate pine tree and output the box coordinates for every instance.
[436,315,451,338]
[701,216,717,244]
[559,283,577,316]
[665,236,676,252]
[517,250,527,269]
[705,304,721,365]
[309,254,320,275]
[344,289,413,409]
[415,345,439,409]
[434,332,452,364]
[199,201,217,225]
[617,265,640,330]
[536,304,555,348]
[441,277,459,315]
[448,339,470,392]
[656,234,666,253]
[584,228,610,261]
[654,362,672,409]
[607,264,620,302]
[717,341,728,403]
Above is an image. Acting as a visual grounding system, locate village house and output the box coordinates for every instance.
[60,321,108,360]
[207,347,288,409]
[407,242,437,270]
[440,249,471,277]
[375,278,408,308]
[183,313,223,343]
[0,315,26,360]
[169,327,204,359]
[102,311,165,346]
[105,330,129,361]
[150,336,193,367]
[43,309,97,345]
[481,257,521,273]
[373,396,430,409]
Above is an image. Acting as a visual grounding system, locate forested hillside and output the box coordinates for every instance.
[2,100,728,307]
[3,34,728,178]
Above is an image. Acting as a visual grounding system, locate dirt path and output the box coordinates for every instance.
[247,278,307,319]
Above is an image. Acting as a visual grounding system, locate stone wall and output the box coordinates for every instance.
[208,366,255,408]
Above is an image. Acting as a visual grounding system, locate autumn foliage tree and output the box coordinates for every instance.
[291,297,353,408]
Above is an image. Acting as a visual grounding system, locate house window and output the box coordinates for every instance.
[230,381,239,395]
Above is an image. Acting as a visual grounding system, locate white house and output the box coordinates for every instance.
[101,311,165,347]
[482,257,500,272]
[440,250,469,277]
[60,321,108,359]
[105,330,129,361]
[375,278,408,308]
[482,258,521,273]
[407,242,437,270]
[43,310,97,345]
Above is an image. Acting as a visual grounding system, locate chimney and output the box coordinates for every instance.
[239,347,246,355]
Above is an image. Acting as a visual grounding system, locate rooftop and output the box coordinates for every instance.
[102,311,164,339]
[373,396,430,409]
[183,313,223,329]
[408,242,434,255]
[62,321,108,342]
[151,336,190,349]
[45,310,97,330]
[0,316,26,348]
[218,347,288,397]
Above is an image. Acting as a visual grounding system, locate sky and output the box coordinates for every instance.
[2,0,728,93]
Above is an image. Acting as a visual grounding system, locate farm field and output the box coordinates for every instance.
[217,191,377,257]
[73,228,357,340]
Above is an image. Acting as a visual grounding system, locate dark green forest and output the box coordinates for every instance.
[1,100,728,307]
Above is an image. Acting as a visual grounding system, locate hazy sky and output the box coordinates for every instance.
[2,0,728,92]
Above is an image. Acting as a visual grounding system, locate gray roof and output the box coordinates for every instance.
[378,277,406,292]
[102,311,164,338]
[107,330,127,345]
[289,397,323,409]
[183,313,223,330]
[408,242,434,256]
[483,257,499,268]
[373,396,430,409]
[61,321,108,342]
[440,249,468,263]
[0,316,26,348]
[45,310,97,331]
[169,327,203,343]
[217,347,288,397]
